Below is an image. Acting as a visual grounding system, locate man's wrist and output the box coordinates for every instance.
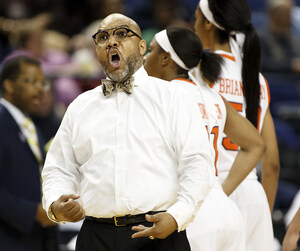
[48,202,58,222]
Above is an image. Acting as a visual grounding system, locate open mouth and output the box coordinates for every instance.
[109,50,121,68]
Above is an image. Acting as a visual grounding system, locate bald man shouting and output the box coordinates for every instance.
[42,13,215,251]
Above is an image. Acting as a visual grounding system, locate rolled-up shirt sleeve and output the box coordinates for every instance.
[42,104,80,213]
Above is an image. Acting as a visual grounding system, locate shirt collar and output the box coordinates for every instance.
[0,98,27,126]
[131,66,147,87]
[215,50,236,62]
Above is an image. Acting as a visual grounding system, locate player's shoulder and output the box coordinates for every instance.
[148,76,188,95]
[148,76,196,106]
[147,75,170,88]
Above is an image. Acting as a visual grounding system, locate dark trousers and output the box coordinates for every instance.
[76,218,191,251]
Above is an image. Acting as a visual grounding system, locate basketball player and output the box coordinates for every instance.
[193,0,280,249]
[143,26,265,251]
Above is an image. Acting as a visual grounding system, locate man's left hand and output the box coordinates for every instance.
[131,212,178,239]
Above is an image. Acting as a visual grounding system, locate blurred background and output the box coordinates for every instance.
[0,0,299,250]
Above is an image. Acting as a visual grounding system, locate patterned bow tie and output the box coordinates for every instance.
[101,77,134,96]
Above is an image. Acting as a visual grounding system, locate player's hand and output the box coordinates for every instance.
[36,203,57,226]
[131,212,177,239]
[51,194,85,222]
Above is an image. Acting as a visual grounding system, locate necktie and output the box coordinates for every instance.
[22,117,42,164]
[102,77,134,96]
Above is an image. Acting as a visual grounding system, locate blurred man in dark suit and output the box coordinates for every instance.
[0,55,59,251]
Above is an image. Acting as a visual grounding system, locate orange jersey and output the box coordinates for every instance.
[171,78,227,176]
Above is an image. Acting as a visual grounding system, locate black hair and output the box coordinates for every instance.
[166,25,223,83]
[0,55,41,93]
[206,0,261,127]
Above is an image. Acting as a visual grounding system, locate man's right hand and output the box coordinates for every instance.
[36,203,57,226]
[51,194,85,222]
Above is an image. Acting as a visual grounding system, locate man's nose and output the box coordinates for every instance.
[35,82,45,95]
[107,34,118,47]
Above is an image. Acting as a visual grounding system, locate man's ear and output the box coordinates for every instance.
[139,39,147,56]
[3,79,14,95]
[161,52,171,67]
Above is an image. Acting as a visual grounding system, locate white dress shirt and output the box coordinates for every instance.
[42,66,215,231]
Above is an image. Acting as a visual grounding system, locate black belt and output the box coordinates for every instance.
[86,211,165,226]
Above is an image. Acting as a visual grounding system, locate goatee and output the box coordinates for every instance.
[99,50,140,83]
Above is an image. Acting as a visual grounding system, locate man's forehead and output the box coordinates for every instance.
[99,16,134,31]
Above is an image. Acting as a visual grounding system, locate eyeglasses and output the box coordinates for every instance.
[16,77,51,91]
[92,27,142,45]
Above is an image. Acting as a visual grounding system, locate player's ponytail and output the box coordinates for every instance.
[200,51,223,83]
[166,26,223,83]
[242,23,261,127]
[204,0,261,127]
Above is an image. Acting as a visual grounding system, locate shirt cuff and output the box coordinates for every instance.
[42,194,60,218]
[48,202,58,223]
[44,197,67,224]
[167,201,199,232]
